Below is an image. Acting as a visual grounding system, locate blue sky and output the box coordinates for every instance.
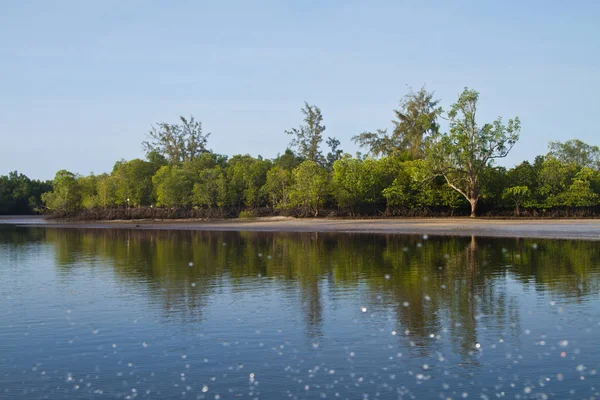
[1,0,599,180]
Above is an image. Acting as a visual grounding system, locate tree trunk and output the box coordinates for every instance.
[469,198,478,218]
[515,203,520,217]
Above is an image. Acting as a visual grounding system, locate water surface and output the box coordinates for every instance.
[1,226,600,399]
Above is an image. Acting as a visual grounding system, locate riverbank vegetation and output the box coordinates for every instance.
[0,171,51,215]
[6,87,600,218]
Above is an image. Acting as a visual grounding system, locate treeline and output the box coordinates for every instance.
[35,88,600,218]
[0,171,52,215]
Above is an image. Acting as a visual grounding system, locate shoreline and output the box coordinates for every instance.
[5,216,600,240]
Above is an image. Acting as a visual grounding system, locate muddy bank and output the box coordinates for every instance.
[6,216,600,240]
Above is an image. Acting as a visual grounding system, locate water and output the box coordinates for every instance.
[1,225,600,399]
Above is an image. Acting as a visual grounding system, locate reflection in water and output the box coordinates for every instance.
[2,227,600,399]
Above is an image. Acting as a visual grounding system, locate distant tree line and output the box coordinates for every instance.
[22,87,600,218]
[0,172,52,215]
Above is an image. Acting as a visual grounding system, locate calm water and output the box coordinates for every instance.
[1,226,600,399]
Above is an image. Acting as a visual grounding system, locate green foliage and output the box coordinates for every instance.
[289,161,329,216]
[42,170,81,214]
[16,97,600,219]
[111,159,155,206]
[238,210,256,219]
[286,103,326,164]
[426,88,520,217]
[152,165,192,207]
[502,186,530,216]
[0,171,51,215]
[261,166,292,208]
[548,139,600,170]
[226,155,271,208]
[353,86,442,159]
[561,169,599,208]
[143,115,210,165]
[192,167,227,209]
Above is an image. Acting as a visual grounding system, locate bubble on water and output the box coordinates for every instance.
[305,385,310,391]
[416,373,424,380]
[524,329,530,335]
[92,329,99,335]
[202,385,209,393]
[576,364,586,372]
[550,301,556,306]
[403,301,409,307]
[417,243,423,248]
[423,234,429,240]
[422,364,429,370]
[385,274,390,280]
[349,352,355,357]
[559,340,569,347]
[188,262,194,267]
[257,253,262,258]
[391,330,397,336]
[312,342,319,349]
[181,354,187,359]
[403,247,409,252]
[329,369,335,374]
[142,342,148,348]
[424,295,431,301]
[112,344,117,348]
[191,282,196,287]
[361,307,367,313]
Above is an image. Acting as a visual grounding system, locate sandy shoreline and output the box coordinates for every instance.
[4,216,600,240]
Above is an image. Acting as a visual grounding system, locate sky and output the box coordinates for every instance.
[1,0,599,180]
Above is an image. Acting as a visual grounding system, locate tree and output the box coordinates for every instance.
[502,186,530,216]
[261,166,292,209]
[41,170,81,214]
[353,87,442,158]
[548,139,600,170]
[325,137,343,170]
[192,167,227,209]
[274,148,304,171]
[152,166,192,207]
[561,168,599,209]
[0,171,52,215]
[286,103,326,164]
[111,159,155,207]
[426,88,520,217]
[289,161,329,216]
[225,155,271,209]
[143,115,210,164]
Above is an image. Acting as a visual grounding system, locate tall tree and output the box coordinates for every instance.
[143,115,210,165]
[547,139,600,170]
[286,103,326,164]
[325,137,343,170]
[353,87,442,158]
[426,88,520,217]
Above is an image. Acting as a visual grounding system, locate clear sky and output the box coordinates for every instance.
[1,0,599,180]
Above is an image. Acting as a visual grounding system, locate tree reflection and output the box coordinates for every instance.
[2,226,600,360]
